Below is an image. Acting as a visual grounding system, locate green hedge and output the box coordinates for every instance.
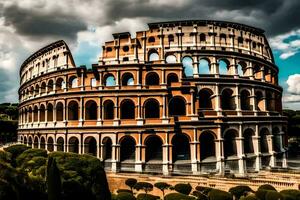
[240,194,258,200]
[115,192,136,200]
[191,190,208,200]
[280,189,300,200]
[265,190,284,200]
[136,193,160,200]
[195,186,213,195]
[4,144,29,166]
[229,185,253,199]
[174,183,192,195]
[208,189,233,200]
[257,184,277,192]
[165,192,196,200]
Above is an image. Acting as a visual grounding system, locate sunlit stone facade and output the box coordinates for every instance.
[18,20,287,176]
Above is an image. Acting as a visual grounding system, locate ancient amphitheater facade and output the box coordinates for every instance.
[18,20,287,176]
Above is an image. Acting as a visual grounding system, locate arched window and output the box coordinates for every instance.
[172,134,190,161]
[221,89,235,110]
[146,72,159,85]
[199,59,210,74]
[34,137,38,148]
[145,136,163,161]
[85,100,97,120]
[40,137,46,149]
[33,106,38,122]
[244,129,254,154]
[182,56,193,77]
[104,74,116,86]
[69,76,78,88]
[103,137,112,160]
[224,130,238,158]
[166,55,177,63]
[56,78,65,91]
[40,104,45,122]
[24,137,27,145]
[68,101,79,120]
[47,80,54,92]
[57,137,64,151]
[237,61,246,77]
[120,99,135,119]
[144,99,160,118]
[41,82,46,94]
[28,107,33,122]
[34,84,40,96]
[238,37,243,45]
[218,59,229,75]
[200,33,206,42]
[169,97,186,116]
[168,34,174,43]
[103,100,114,119]
[220,33,226,44]
[148,50,159,61]
[120,136,136,161]
[56,102,63,121]
[272,127,281,152]
[241,90,251,110]
[84,137,97,156]
[47,137,54,152]
[255,91,264,111]
[167,73,179,86]
[121,73,134,86]
[47,104,53,122]
[252,42,256,49]
[69,137,79,153]
[28,137,32,146]
[260,128,269,153]
[266,91,274,111]
[200,132,216,161]
[199,89,213,109]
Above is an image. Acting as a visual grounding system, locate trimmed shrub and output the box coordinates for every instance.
[165,192,196,200]
[174,183,192,195]
[116,192,136,200]
[134,182,153,194]
[0,150,11,163]
[208,189,233,200]
[229,185,253,199]
[240,194,258,200]
[265,190,284,200]
[191,190,208,200]
[125,178,137,192]
[137,193,160,200]
[195,186,213,195]
[16,148,47,168]
[280,189,300,200]
[154,182,171,198]
[257,184,276,192]
[117,189,132,194]
[0,179,18,200]
[256,184,277,200]
[4,144,29,166]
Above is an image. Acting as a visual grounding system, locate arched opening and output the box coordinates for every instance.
[167,73,179,86]
[28,137,33,147]
[244,129,254,154]
[182,56,193,77]
[24,137,27,145]
[34,84,40,96]
[47,103,53,121]
[120,136,136,161]
[148,50,159,61]
[272,127,281,152]
[56,102,63,121]
[146,72,159,85]
[85,100,97,120]
[256,91,264,111]
[218,59,229,75]
[199,59,210,74]
[221,89,235,110]
[241,90,251,110]
[169,96,186,116]
[41,82,46,94]
[40,104,45,122]
[57,137,64,151]
[28,107,32,122]
[121,73,134,86]
[40,137,46,149]
[120,99,135,119]
[260,128,269,153]
[84,137,97,156]
[69,137,79,153]
[200,132,216,161]
[266,91,274,111]
[144,99,160,118]
[103,100,114,119]
[47,80,54,92]
[68,76,78,88]
[172,134,190,161]
[220,33,226,44]
[102,137,112,160]
[56,78,65,91]
[200,33,206,42]
[104,74,116,86]
[34,137,38,148]
[68,101,79,120]
[166,54,177,63]
[237,62,246,76]
[198,89,213,109]
[33,106,38,122]
[145,136,163,162]
[148,36,155,43]
[47,137,54,152]
[224,130,238,158]
[168,34,174,44]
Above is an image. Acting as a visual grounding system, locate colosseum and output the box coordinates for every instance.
[18,20,287,176]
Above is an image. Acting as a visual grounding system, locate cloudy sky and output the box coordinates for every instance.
[0,0,300,109]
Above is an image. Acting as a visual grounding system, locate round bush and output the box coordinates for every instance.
[192,191,208,200]
[195,186,213,195]
[229,185,253,199]
[257,184,276,192]
[280,189,300,200]
[116,192,136,200]
[165,192,196,200]
[208,189,233,200]
[137,193,160,200]
[265,190,284,200]
[255,189,269,200]
[240,194,258,200]
[0,151,11,163]
[174,183,192,195]
[117,189,132,194]
[16,148,47,168]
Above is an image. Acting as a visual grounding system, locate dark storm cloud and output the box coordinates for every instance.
[2,5,86,40]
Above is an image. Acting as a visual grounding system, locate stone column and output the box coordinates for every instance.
[135,133,144,172]
[191,128,199,174]
[193,56,199,78]
[251,87,257,116]
[268,134,275,167]
[97,97,102,126]
[249,62,254,80]
[235,84,242,116]
[216,126,224,175]
[215,83,222,116]
[111,142,120,172]
[79,97,83,126]
[137,96,143,125]
[162,132,170,175]
[237,124,245,175]
[253,125,261,171]
[113,97,120,126]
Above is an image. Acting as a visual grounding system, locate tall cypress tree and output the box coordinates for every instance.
[47,157,62,200]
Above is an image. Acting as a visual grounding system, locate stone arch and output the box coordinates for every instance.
[221,88,235,110]
[167,73,179,86]
[182,56,193,77]
[145,135,163,162]
[200,131,216,161]
[219,33,227,44]
[28,136,33,147]
[47,137,54,152]
[272,127,281,152]
[104,74,116,86]
[120,136,136,161]
[68,100,79,120]
[200,33,206,42]
[56,77,65,91]
[24,136,27,145]
[28,107,33,122]
[47,79,54,92]
[266,91,274,111]
[102,137,112,160]
[144,98,160,119]
[34,84,40,96]
[260,128,270,153]
[84,136,97,156]
[240,89,251,110]
[169,96,186,116]
[145,72,160,86]
[69,136,79,153]
[57,137,64,151]
[198,88,214,109]
[40,104,46,122]
[165,54,177,63]
[33,105,38,122]
[148,49,159,61]
[40,137,46,149]
[218,58,230,75]
[244,128,254,154]
[47,103,53,121]
[172,133,191,161]
[85,100,97,120]
[224,129,238,158]
[255,91,264,111]
[198,58,210,74]
[121,72,134,86]
[33,136,39,148]
[120,99,135,119]
[41,82,46,94]
[237,61,247,76]
[56,102,64,121]
[103,100,114,120]
[68,75,78,88]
